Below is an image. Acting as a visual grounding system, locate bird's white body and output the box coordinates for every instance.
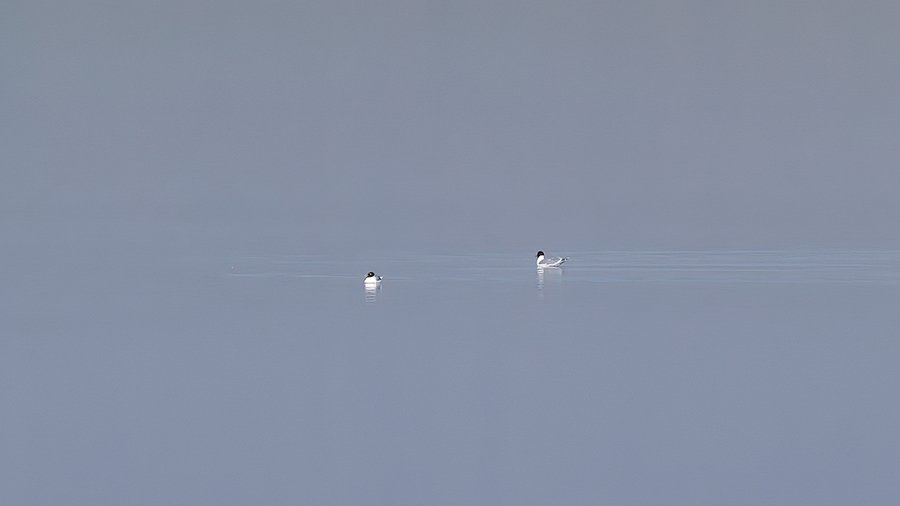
[366,272,381,286]
[365,272,383,286]
[536,251,567,268]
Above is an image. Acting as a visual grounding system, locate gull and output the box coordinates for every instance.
[536,251,567,268]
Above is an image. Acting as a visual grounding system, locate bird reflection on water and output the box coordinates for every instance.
[536,266,563,298]
[365,284,380,303]
[364,271,382,303]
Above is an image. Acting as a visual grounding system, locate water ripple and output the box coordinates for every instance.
[227,250,900,285]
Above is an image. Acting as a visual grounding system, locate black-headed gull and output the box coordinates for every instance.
[536,251,568,268]
[365,272,383,286]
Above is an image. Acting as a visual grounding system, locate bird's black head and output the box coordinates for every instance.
[367,272,375,277]
[536,251,544,258]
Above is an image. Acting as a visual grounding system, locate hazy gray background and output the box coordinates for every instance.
[3,0,899,255]
[3,2,900,505]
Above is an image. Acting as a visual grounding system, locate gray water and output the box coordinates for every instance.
[3,249,899,505]
[5,2,900,504]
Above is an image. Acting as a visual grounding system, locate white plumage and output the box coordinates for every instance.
[536,251,568,268]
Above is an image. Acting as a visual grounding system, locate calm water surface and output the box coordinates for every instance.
[3,250,900,505]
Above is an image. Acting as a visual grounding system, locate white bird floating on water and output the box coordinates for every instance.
[365,272,383,286]
[536,251,568,268]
